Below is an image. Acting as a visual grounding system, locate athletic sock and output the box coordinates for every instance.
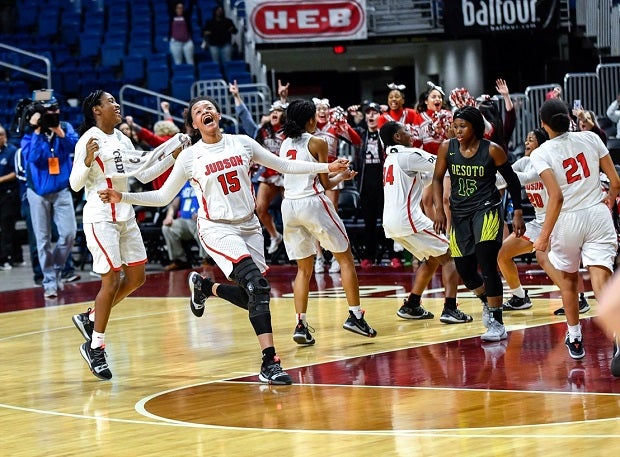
[91,331,105,349]
[349,305,363,319]
[511,286,525,299]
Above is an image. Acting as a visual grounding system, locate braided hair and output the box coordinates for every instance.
[78,90,105,136]
[281,99,316,139]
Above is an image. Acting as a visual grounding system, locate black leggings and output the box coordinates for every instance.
[454,241,503,297]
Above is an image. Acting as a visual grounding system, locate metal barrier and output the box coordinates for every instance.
[191,79,272,124]
[119,84,238,133]
[0,42,51,89]
[597,63,620,111]
[563,72,600,114]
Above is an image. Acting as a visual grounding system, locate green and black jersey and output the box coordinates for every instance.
[446,138,501,217]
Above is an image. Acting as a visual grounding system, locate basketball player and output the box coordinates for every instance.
[530,98,620,361]
[432,106,526,342]
[98,96,351,384]
[279,99,377,345]
[380,121,472,325]
[70,90,186,380]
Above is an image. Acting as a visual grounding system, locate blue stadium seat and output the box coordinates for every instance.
[122,55,145,84]
[147,64,169,93]
[79,32,103,59]
[227,71,252,85]
[198,62,222,80]
[172,64,195,79]
[38,10,60,37]
[101,43,125,67]
[171,75,195,100]
[17,1,38,29]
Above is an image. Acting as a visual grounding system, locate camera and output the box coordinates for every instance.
[11,89,60,136]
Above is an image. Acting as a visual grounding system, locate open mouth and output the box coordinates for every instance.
[202,114,214,126]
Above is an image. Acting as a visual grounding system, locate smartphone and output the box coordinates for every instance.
[573,99,582,110]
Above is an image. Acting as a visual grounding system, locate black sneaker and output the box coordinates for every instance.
[503,291,532,310]
[188,272,213,317]
[62,272,81,283]
[343,310,377,337]
[293,320,315,345]
[553,296,591,315]
[440,306,473,324]
[565,333,585,360]
[72,308,94,341]
[259,356,293,385]
[397,302,434,320]
[80,342,112,380]
[612,337,620,377]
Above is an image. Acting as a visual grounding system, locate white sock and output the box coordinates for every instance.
[296,313,306,324]
[91,331,105,349]
[349,305,362,319]
[88,309,95,322]
[511,286,525,299]
[568,323,582,341]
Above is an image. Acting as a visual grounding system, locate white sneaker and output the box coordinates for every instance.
[481,318,508,342]
[0,262,12,271]
[329,259,340,273]
[267,232,283,254]
[314,257,325,273]
[481,302,490,328]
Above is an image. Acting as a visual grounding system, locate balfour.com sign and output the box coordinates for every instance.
[443,0,560,34]
[246,0,367,43]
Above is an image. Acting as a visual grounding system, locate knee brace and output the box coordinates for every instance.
[231,257,271,318]
[454,255,483,291]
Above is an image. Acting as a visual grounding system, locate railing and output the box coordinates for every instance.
[119,84,239,134]
[0,43,51,89]
[575,0,620,56]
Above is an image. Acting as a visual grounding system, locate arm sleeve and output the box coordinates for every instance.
[235,103,259,137]
[69,138,90,192]
[120,150,190,207]
[497,161,523,210]
[250,139,331,174]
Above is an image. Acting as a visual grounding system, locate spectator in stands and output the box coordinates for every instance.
[168,1,195,65]
[606,92,620,138]
[573,105,608,143]
[20,96,78,298]
[162,180,210,271]
[0,124,20,270]
[202,4,238,76]
[350,102,395,268]
[312,97,362,273]
[279,99,377,344]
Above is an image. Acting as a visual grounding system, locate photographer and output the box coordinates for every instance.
[20,94,78,298]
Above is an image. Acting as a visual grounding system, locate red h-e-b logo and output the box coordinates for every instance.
[250,1,365,40]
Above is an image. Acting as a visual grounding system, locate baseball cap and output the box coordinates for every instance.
[364,102,381,113]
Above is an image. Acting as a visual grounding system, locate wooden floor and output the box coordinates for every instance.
[2,262,620,456]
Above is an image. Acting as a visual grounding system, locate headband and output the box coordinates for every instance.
[426,81,445,96]
[312,97,330,107]
[387,83,406,91]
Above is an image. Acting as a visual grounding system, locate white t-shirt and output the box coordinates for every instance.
[530,131,608,212]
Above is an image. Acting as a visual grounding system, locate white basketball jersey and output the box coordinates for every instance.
[280,132,325,199]
[382,144,437,238]
[530,131,608,212]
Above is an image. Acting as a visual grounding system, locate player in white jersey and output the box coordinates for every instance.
[99,96,351,385]
[278,99,377,344]
[69,90,185,380]
[530,98,620,362]
[380,121,472,325]
[497,129,590,314]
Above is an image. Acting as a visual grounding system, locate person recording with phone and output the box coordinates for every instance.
[572,100,608,143]
[20,91,78,298]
